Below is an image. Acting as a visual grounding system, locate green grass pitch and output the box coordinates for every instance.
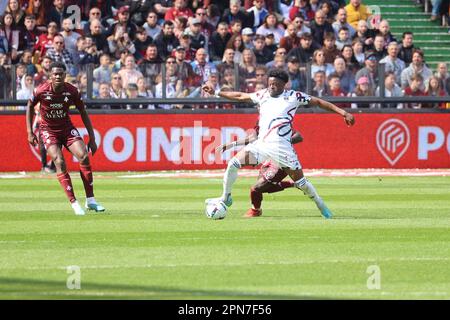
[0,173,449,299]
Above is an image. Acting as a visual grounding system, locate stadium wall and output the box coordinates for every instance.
[1,113,449,171]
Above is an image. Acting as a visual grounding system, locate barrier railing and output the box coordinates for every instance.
[1,61,449,109]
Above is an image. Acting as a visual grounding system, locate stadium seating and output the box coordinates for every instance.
[366,0,450,70]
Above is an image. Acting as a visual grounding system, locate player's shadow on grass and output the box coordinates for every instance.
[0,277,330,300]
[259,213,403,220]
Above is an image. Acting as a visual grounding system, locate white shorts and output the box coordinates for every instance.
[244,139,302,170]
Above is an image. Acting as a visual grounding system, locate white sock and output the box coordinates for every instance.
[222,157,241,200]
[295,177,324,207]
[86,197,96,205]
[71,200,80,208]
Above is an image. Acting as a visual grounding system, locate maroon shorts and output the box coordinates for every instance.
[39,126,83,150]
[259,160,288,183]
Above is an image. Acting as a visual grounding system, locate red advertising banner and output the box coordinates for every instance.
[1,113,449,171]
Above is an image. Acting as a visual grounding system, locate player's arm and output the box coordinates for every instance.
[79,107,97,155]
[202,84,253,103]
[308,96,355,126]
[26,96,38,146]
[216,132,258,153]
[74,87,98,155]
[78,106,98,155]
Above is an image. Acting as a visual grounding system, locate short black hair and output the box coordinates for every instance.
[402,31,413,38]
[163,20,174,27]
[49,61,66,71]
[267,68,289,83]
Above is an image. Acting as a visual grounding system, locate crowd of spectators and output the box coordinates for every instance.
[0,0,449,109]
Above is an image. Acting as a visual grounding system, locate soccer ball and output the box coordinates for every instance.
[205,201,227,220]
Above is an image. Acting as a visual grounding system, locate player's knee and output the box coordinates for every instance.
[78,152,89,165]
[227,157,242,171]
[52,157,65,169]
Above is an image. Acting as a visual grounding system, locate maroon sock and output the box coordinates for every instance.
[266,181,295,193]
[57,172,76,203]
[79,164,94,198]
[250,187,263,209]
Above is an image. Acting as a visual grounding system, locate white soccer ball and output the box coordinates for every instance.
[205,201,227,220]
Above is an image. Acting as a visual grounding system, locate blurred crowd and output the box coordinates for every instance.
[0,0,449,109]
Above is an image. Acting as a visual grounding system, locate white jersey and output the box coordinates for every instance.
[249,89,311,143]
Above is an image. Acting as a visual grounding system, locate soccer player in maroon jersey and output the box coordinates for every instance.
[217,129,303,218]
[26,61,105,215]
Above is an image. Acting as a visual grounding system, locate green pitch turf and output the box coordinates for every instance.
[0,174,449,299]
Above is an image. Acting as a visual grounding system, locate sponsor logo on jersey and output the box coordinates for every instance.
[49,103,63,109]
[46,108,67,118]
[376,119,410,166]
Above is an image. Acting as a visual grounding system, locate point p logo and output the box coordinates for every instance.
[376,119,410,166]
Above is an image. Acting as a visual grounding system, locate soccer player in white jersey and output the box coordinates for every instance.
[202,69,355,218]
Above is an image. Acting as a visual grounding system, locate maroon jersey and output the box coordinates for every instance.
[29,81,85,130]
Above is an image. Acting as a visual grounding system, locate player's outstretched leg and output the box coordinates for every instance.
[48,145,85,215]
[294,177,332,219]
[246,180,294,217]
[69,140,105,213]
[221,157,242,206]
[79,163,105,212]
[39,135,56,173]
[205,157,241,207]
[206,149,256,208]
[57,171,85,215]
[246,186,263,217]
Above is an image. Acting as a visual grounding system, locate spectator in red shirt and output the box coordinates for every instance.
[34,21,59,62]
[403,73,426,109]
[279,23,301,53]
[289,0,315,23]
[327,72,350,108]
[165,0,194,21]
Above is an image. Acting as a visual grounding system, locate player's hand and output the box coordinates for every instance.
[215,144,228,153]
[344,112,355,126]
[88,139,98,156]
[202,84,214,95]
[28,133,38,146]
